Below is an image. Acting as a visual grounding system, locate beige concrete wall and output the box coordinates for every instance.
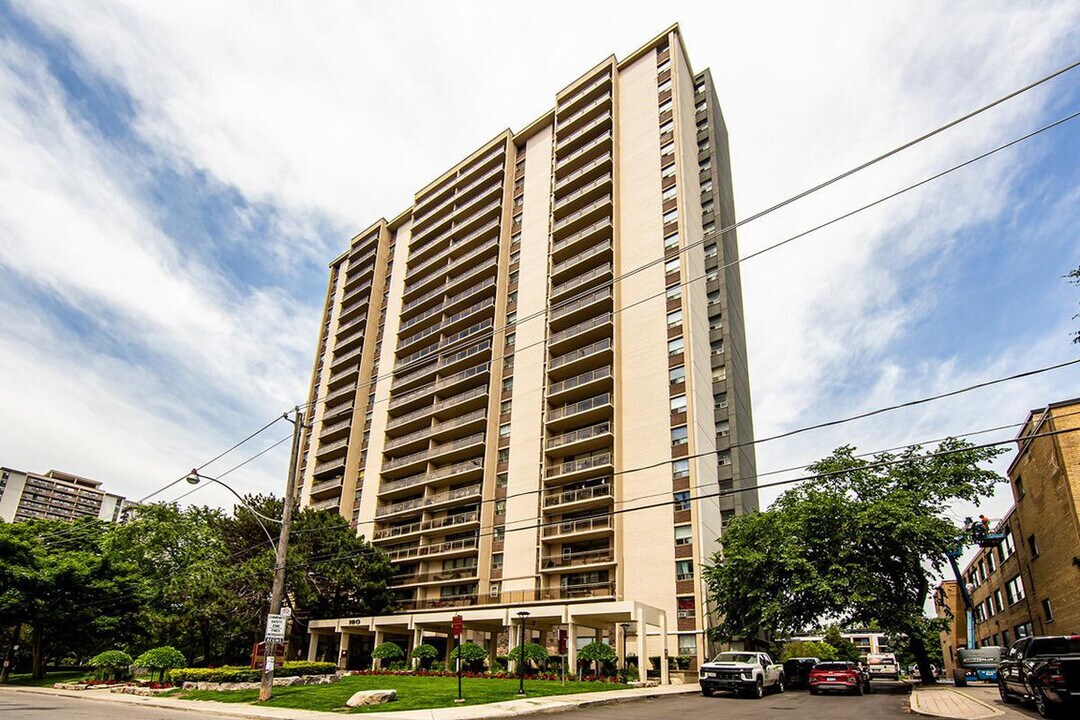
[501,125,554,594]
[614,48,679,623]
[354,222,413,540]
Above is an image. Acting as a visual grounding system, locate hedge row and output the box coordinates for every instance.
[170,661,337,683]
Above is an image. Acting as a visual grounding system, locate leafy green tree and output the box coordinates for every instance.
[577,641,616,677]
[451,641,489,671]
[88,650,133,681]
[371,641,404,662]
[133,646,186,683]
[823,626,862,663]
[704,439,1003,684]
[507,641,548,668]
[779,640,836,662]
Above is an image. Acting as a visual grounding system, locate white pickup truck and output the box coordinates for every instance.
[699,651,785,698]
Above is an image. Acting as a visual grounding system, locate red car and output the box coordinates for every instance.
[808,661,870,695]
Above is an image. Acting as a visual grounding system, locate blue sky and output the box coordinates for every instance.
[1,0,1078,566]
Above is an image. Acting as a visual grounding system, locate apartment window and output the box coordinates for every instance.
[504,355,514,369]
[701,179,713,193]
[668,337,684,356]
[657,58,671,73]
[675,560,694,580]
[674,525,692,546]
[706,268,719,282]
[501,400,512,414]
[986,552,996,574]
[974,603,985,623]
[1042,598,1054,622]
[669,365,686,385]
[660,119,674,135]
[999,529,1015,561]
[699,158,711,172]
[666,284,682,301]
[672,459,690,479]
[696,117,708,131]
[505,333,515,347]
[1027,534,1038,557]
[493,526,505,541]
[704,243,717,259]
[658,99,673,114]
[711,339,724,355]
[674,491,691,512]
[978,560,986,584]
[1005,574,1025,605]
[667,310,683,328]
[492,553,504,569]
[716,393,728,409]
[665,258,680,274]
[1001,630,1011,646]
[719,450,731,466]
[1015,475,1024,498]
[662,185,678,202]
[709,316,723,331]
[663,208,679,225]
[507,290,518,305]
[707,291,721,306]
[664,232,680,250]
[670,395,687,413]
[678,635,697,655]
[695,100,706,112]
[502,377,513,393]
[499,423,511,438]
[671,425,689,445]
[717,419,730,436]
[509,250,520,267]
[699,140,711,152]
[509,270,519,285]
[497,448,510,464]
[506,311,517,328]
[494,500,506,515]
[496,472,508,487]
[661,162,676,178]
[703,221,715,235]
[1015,622,1033,639]
[657,78,672,93]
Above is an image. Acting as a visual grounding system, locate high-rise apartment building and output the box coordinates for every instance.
[0,467,132,523]
[299,25,757,673]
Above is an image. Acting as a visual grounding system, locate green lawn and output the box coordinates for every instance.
[3,671,86,687]
[178,674,627,713]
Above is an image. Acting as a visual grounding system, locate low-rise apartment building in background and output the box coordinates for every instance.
[0,466,133,523]
[935,397,1080,672]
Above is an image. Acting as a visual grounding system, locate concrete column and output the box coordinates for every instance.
[372,630,385,670]
[635,607,646,678]
[307,633,319,662]
[567,621,578,677]
[507,623,518,674]
[411,628,424,669]
[659,613,670,686]
[338,632,351,671]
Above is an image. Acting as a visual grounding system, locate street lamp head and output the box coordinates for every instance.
[620,622,631,632]
[185,469,201,485]
[517,610,530,619]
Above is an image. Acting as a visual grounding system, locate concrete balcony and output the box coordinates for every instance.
[544,581,616,601]
[547,393,612,433]
[372,510,480,542]
[551,217,612,264]
[377,458,484,498]
[309,477,344,500]
[310,496,341,512]
[375,484,482,519]
[555,131,612,179]
[542,483,613,511]
[314,435,349,462]
[317,417,352,443]
[312,456,346,479]
[556,113,612,160]
[546,367,612,405]
[544,452,613,484]
[391,567,478,588]
[548,337,612,381]
[557,74,610,122]
[551,194,611,237]
[337,295,370,325]
[326,363,360,392]
[384,536,478,562]
[550,239,612,285]
[554,152,612,196]
[541,515,613,542]
[386,385,488,434]
[548,287,612,332]
[547,313,612,355]
[329,344,364,372]
[545,420,612,458]
[550,262,612,305]
[539,546,615,571]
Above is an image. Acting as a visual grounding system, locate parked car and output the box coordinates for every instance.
[699,651,785,699]
[997,635,1080,718]
[808,661,870,695]
[783,657,820,689]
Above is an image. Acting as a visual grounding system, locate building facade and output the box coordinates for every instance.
[297,25,757,672]
[935,397,1080,671]
[0,467,132,523]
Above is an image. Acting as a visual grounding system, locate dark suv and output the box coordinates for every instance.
[783,658,819,689]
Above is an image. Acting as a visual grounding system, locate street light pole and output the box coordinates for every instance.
[259,406,305,702]
[619,622,631,683]
[516,610,530,697]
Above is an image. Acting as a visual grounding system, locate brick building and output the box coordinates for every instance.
[935,397,1080,671]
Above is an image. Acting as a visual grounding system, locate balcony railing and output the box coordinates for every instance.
[545,452,613,480]
[547,368,611,398]
[554,152,612,194]
[318,417,352,439]
[549,393,611,423]
[309,477,344,496]
[381,432,485,472]
[375,484,483,517]
[546,421,611,450]
[540,547,615,568]
[551,263,611,300]
[378,457,484,495]
[550,287,612,323]
[552,217,612,255]
[543,483,612,509]
[541,515,614,538]
[396,319,492,368]
[552,195,611,233]
[559,76,611,119]
[386,385,487,431]
[549,338,611,371]
[384,536,478,561]
[312,456,346,476]
[392,567,479,585]
[551,241,611,278]
[548,313,611,347]
[310,497,341,512]
[373,511,479,541]
[556,131,612,173]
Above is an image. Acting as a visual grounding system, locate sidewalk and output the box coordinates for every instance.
[0,682,700,719]
[909,684,1005,719]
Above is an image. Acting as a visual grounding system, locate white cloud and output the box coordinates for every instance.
[2,0,1078,517]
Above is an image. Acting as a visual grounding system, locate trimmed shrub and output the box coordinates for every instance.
[133,646,186,683]
[371,641,405,662]
[578,641,617,677]
[169,661,337,684]
[450,641,488,672]
[507,642,548,669]
[410,643,439,669]
[88,650,133,681]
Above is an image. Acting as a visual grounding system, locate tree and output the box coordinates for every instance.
[507,641,548,669]
[371,641,404,663]
[577,641,616,677]
[133,646,186,683]
[88,650,133,681]
[451,641,489,671]
[779,640,836,662]
[410,643,438,669]
[823,626,861,664]
[704,439,1003,684]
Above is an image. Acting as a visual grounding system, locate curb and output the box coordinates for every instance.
[0,682,700,719]
[908,686,1004,719]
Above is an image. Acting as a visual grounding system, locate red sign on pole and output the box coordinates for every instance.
[452,615,464,638]
[557,628,568,654]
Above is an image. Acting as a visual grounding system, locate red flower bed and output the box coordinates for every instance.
[345,669,620,683]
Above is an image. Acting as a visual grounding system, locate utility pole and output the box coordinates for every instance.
[259,406,305,702]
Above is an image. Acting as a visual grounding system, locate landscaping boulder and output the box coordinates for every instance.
[346,689,397,707]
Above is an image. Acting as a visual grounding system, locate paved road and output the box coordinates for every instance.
[958,684,1040,718]
[559,680,913,719]
[0,691,217,720]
